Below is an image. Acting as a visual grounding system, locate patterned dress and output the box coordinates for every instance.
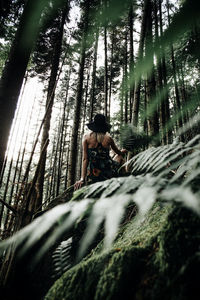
[87,142,120,184]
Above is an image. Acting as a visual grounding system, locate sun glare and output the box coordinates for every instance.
[6,77,45,161]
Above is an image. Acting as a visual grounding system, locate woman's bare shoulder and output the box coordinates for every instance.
[106,134,113,143]
[83,131,91,140]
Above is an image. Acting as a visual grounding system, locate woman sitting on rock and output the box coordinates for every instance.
[74,114,127,190]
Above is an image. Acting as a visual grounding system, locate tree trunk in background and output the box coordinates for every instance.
[179,63,193,141]
[120,78,125,124]
[35,5,68,209]
[166,1,184,141]
[154,0,166,144]
[172,49,183,131]
[65,139,70,189]
[145,0,159,141]
[89,28,99,121]
[56,69,72,196]
[104,25,108,117]
[0,0,49,173]
[132,0,148,127]
[56,108,66,197]
[158,0,172,144]
[143,80,148,135]
[78,67,90,179]
[46,131,58,200]
[129,3,134,122]
[108,28,115,122]
[67,0,90,187]
[124,30,128,124]
[177,66,188,124]
[192,25,200,71]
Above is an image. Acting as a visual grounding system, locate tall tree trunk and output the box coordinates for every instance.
[67,0,90,187]
[104,25,108,117]
[65,140,70,189]
[143,80,148,135]
[166,0,184,141]
[47,130,59,200]
[120,79,125,125]
[0,0,49,173]
[171,47,183,132]
[35,5,67,209]
[56,69,71,196]
[132,0,148,127]
[56,108,65,197]
[78,68,90,179]
[123,30,129,124]
[154,0,166,144]
[145,0,159,141]
[179,63,191,124]
[129,4,134,122]
[108,28,115,122]
[158,0,172,144]
[89,28,99,121]
[177,64,193,141]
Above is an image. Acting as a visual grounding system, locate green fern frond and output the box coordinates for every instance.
[1,137,200,265]
[120,124,150,151]
[52,237,72,279]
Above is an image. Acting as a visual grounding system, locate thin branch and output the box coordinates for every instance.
[0,198,17,214]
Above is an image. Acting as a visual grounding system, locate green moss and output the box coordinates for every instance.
[45,245,151,300]
[115,203,172,249]
[155,206,200,273]
[45,200,200,300]
[45,251,114,300]
[94,246,148,300]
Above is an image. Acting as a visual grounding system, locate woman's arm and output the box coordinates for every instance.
[110,137,125,156]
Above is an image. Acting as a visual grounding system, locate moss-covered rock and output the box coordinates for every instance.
[45,201,200,300]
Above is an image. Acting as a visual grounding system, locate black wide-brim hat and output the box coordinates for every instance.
[86,114,111,133]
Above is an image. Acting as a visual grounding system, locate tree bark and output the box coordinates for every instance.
[132,0,148,127]
[124,30,128,124]
[154,0,166,144]
[67,0,90,187]
[104,25,108,117]
[108,28,115,122]
[35,5,68,209]
[158,0,172,144]
[145,0,159,141]
[166,0,184,141]
[129,4,134,122]
[89,28,99,121]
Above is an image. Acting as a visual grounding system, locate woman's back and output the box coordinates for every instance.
[85,132,111,149]
[74,114,127,190]
[85,132,119,183]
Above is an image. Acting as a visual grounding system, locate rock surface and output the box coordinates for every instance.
[44,184,200,300]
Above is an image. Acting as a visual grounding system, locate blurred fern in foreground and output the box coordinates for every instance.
[0,134,200,265]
